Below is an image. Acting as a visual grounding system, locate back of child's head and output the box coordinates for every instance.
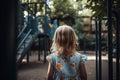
[51,25,78,54]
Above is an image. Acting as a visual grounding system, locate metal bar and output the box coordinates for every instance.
[27,49,30,63]
[116,17,120,80]
[17,29,32,50]
[44,36,47,63]
[38,37,41,61]
[114,11,120,80]
[98,20,102,80]
[95,20,102,80]
[44,0,47,63]
[107,0,113,80]
[95,20,99,80]
[34,3,37,16]
[17,27,26,38]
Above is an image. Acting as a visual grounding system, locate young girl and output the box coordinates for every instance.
[46,25,87,80]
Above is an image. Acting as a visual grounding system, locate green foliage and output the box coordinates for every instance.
[72,18,84,39]
[85,0,107,19]
[52,0,79,18]
[85,0,120,19]
[59,21,65,26]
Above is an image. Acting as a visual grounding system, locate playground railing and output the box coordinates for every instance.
[17,29,32,50]
[17,27,27,38]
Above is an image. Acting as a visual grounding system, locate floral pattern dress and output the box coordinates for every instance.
[46,52,87,80]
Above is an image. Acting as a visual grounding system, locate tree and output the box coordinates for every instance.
[85,0,120,19]
[51,0,76,18]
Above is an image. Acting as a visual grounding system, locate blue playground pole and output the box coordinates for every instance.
[51,19,58,39]
[25,15,33,33]
[32,17,39,34]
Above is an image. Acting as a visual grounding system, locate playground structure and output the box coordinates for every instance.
[17,1,52,67]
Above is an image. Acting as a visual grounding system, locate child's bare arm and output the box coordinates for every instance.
[47,63,54,80]
[79,64,87,80]
[79,58,87,80]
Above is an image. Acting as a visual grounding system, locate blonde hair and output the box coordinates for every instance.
[51,25,78,54]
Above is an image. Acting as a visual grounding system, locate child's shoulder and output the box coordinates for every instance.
[46,52,58,61]
[73,51,83,56]
[74,51,88,61]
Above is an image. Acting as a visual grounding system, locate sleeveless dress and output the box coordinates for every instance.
[46,52,87,80]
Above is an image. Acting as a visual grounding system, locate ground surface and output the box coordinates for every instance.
[17,51,118,80]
